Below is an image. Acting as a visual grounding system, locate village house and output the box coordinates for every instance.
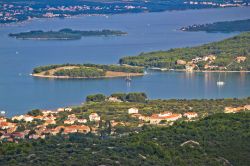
[149,113,182,124]
[203,55,216,62]
[77,119,87,123]
[0,117,6,122]
[158,111,172,117]
[12,115,24,121]
[64,119,75,125]
[204,64,219,70]
[0,121,16,130]
[244,105,250,110]
[224,106,245,113]
[63,125,90,134]
[57,108,65,112]
[29,134,45,140]
[107,97,122,102]
[76,125,91,133]
[49,128,61,135]
[192,57,203,64]
[176,60,187,65]
[23,115,34,122]
[12,115,34,122]
[65,107,72,112]
[89,113,101,122]
[44,119,56,126]
[42,110,54,116]
[34,115,43,120]
[43,115,57,121]
[163,114,182,121]
[183,112,198,119]
[185,63,196,72]
[236,56,247,63]
[128,108,139,114]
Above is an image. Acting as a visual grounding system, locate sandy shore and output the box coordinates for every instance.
[32,70,144,79]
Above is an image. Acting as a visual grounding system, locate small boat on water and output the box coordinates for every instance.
[217,73,225,86]
[125,74,132,82]
[217,81,225,86]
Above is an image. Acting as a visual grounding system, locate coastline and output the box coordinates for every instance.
[148,68,250,73]
[31,71,144,79]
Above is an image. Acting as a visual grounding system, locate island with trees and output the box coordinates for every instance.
[9,29,127,40]
[180,19,250,33]
[119,32,250,72]
[32,64,144,79]
[0,92,250,165]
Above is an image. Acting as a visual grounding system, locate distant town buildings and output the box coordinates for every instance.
[128,108,139,114]
[89,113,101,122]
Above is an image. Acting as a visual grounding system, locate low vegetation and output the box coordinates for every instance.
[54,67,106,78]
[9,29,127,40]
[181,19,250,33]
[86,92,147,103]
[32,64,144,78]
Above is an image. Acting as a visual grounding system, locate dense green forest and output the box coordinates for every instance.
[33,63,144,78]
[86,92,147,103]
[54,67,106,78]
[33,64,143,74]
[181,19,250,33]
[9,29,127,40]
[119,32,250,70]
[1,112,249,166]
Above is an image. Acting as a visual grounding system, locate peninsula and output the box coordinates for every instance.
[180,19,250,33]
[32,64,144,79]
[119,32,250,72]
[9,29,127,40]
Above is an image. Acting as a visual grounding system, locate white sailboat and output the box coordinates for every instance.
[217,73,225,86]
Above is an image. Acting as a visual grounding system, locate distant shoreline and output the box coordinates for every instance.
[148,68,250,73]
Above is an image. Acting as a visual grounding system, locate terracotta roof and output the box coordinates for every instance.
[184,112,197,115]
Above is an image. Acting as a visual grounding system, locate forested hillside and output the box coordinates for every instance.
[119,32,250,71]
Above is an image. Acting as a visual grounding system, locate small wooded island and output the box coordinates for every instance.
[180,19,250,33]
[32,64,144,79]
[9,29,127,40]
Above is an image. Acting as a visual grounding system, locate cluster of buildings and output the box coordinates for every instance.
[184,1,248,7]
[0,3,148,23]
[224,105,250,114]
[177,55,247,72]
[128,107,198,125]
[176,54,217,71]
[0,107,103,143]
[1,102,249,143]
